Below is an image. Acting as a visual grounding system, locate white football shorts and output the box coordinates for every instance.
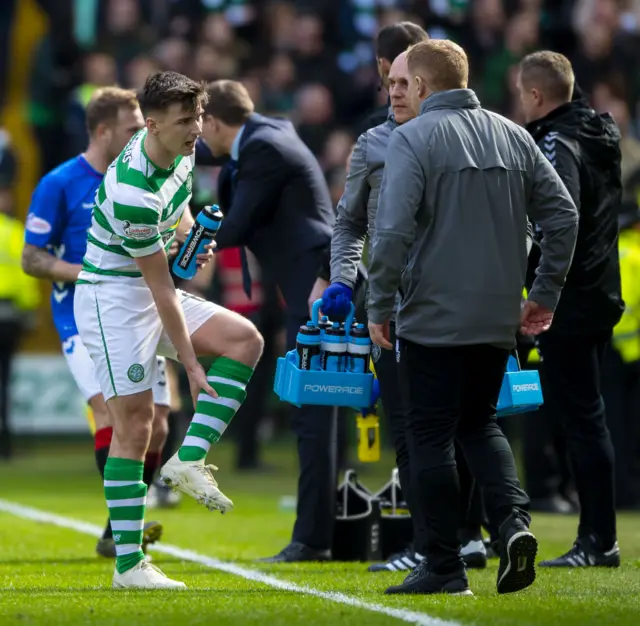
[74,282,221,401]
[62,333,171,406]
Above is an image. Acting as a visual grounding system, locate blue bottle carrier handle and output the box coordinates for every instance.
[274,299,543,416]
[274,300,375,410]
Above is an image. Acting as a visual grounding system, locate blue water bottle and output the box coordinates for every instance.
[348,323,372,373]
[172,205,224,279]
[296,323,322,371]
[321,322,348,372]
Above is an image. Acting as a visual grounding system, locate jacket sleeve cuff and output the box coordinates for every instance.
[528,284,561,312]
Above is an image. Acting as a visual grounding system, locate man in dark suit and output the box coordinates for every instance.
[200,79,337,562]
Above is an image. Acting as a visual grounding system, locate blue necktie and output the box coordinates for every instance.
[229,160,252,300]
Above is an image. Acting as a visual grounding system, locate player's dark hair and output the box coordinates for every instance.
[85,87,138,135]
[375,22,429,63]
[203,80,255,126]
[137,71,208,117]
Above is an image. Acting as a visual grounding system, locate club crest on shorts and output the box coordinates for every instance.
[371,343,381,363]
[127,364,145,383]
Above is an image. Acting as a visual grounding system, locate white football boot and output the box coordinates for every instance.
[159,452,233,513]
[112,560,186,589]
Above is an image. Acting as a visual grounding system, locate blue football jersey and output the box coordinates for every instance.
[24,155,103,341]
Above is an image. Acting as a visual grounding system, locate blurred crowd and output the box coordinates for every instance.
[19,0,640,201]
[2,0,640,499]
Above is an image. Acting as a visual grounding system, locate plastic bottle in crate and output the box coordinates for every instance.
[318,315,331,340]
[348,323,372,373]
[321,322,347,372]
[296,323,322,370]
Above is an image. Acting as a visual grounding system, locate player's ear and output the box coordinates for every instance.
[146,115,158,135]
[532,87,543,107]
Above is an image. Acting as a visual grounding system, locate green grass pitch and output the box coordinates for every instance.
[0,440,639,625]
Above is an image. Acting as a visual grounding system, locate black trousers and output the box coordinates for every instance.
[374,322,422,547]
[281,248,338,551]
[376,325,489,553]
[537,329,617,547]
[288,312,337,550]
[398,339,530,573]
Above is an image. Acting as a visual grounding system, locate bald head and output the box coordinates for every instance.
[388,51,418,124]
[406,39,469,100]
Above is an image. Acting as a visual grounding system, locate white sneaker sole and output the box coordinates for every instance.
[112,579,187,590]
[160,468,233,514]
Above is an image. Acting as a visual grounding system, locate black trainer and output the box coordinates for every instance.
[258,542,331,563]
[496,511,538,594]
[539,536,620,568]
[368,548,424,572]
[385,560,473,596]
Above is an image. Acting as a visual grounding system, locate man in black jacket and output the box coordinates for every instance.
[518,51,624,568]
[200,80,337,562]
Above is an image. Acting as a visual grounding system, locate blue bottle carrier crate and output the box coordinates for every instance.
[274,300,374,410]
[496,354,544,416]
[274,300,543,416]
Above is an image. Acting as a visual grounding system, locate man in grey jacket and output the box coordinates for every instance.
[368,39,579,597]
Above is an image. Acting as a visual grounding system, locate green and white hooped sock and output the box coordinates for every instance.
[178,357,253,462]
[104,457,147,574]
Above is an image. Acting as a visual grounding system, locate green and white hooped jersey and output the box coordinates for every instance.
[77,129,194,285]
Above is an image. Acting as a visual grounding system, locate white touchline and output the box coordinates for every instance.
[0,499,462,626]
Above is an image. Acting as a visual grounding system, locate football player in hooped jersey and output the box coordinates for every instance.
[74,72,264,589]
[22,87,172,560]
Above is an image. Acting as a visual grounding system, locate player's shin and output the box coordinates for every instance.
[104,458,147,573]
[178,357,254,461]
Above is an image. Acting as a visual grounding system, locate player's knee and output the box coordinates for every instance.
[220,317,264,366]
[114,400,154,447]
[242,324,265,366]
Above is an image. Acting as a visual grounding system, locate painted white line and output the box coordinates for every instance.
[0,499,461,626]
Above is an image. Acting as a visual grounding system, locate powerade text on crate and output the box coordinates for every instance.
[172,205,224,280]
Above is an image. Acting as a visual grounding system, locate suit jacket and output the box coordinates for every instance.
[213,113,335,316]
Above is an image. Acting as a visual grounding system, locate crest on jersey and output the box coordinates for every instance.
[123,220,153,240]
[26,213,52,235]
[127,364,145,383]
[186,171,193,193]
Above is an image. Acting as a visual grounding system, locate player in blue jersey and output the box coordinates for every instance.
[22,87,173,559]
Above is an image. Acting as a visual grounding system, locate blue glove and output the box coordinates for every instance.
[321,282,353,318]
